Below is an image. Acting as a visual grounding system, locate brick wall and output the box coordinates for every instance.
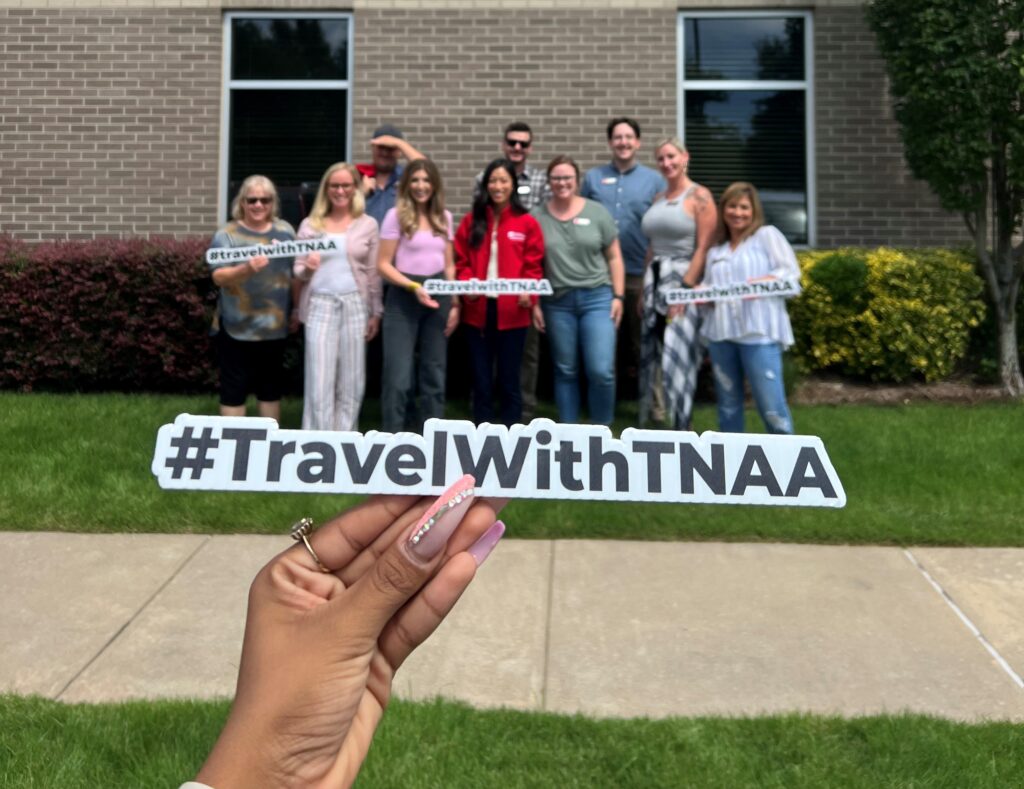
[352,6,679,223]
[0,8,221,241]
[814,5,965,247]
[0,2,967,249]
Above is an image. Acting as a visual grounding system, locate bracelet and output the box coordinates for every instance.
[680,281,694,290]
[406,281,422,293]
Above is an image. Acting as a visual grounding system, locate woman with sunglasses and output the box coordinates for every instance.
[532,155,624,425]
[208,175,295,422]
[293,163,382,432]
[377,158,458,433]
[455,158,545,426]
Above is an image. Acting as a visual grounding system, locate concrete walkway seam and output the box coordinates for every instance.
[540,540,557,711]
[903,548,1024,689]
[54,535,212,701]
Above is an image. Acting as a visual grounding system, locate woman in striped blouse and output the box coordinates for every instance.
[701,182,802,434]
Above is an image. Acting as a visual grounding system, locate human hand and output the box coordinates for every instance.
[305,252,321,273]
[532,303,545,333]
[365,315,381,341]
[194,476,506,789]
[288,313,301,335]
[248,255,270,274]
[414,285,440,309]
[362,176,378,196]
[667,303,686,321]
[444,304,460,337]
[517,293,532,309]
[610,297,623,329]
[370,135,403,150]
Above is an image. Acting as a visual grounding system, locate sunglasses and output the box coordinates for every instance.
[505,138,531,149]
[245,196,272,205]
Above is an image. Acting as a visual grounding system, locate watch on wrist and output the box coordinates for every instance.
[612,294,625,302]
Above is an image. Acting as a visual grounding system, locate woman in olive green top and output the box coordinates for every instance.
[532,155,625,425]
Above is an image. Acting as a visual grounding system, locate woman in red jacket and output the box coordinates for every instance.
[455,158,545,426]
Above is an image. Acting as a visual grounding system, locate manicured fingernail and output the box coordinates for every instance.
[407,474,476,562]
[467,520,505,566]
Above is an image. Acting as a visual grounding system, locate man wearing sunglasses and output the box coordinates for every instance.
[473,122,551,421]
[358,124,425,226]
[581,117,666,420]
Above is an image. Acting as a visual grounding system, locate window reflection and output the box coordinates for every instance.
[232,18,349,81]
[685,17,804,81]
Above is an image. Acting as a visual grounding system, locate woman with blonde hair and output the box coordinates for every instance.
[701,181,801,434]
[639,137,717,429]
[294,162,382,431]
[207,174,295,421]
[377,158,458,432]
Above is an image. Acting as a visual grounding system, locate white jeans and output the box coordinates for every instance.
[302,291,367,431]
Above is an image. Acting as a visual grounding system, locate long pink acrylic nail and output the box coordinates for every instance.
[407,474,476,562]
[467,520,505,566]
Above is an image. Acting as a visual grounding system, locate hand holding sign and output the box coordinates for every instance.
[193,476,506,789]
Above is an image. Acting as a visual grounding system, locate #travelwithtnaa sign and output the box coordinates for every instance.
[153,416,846,508]
[423,279,553,296]
[666,278,799,305]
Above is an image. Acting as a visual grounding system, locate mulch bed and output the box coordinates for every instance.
[791,377,1009,405]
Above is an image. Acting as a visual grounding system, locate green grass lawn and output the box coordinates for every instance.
[1,695,1021,788]
[2,392,1022,544]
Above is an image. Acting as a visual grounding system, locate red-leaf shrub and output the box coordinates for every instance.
[0,235,218,392]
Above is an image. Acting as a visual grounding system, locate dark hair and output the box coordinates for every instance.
[470,159,523,248]
[546,155,580,180]
[606,117,641,140]
[504,121,533,139]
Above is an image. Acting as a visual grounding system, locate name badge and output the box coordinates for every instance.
[507,231,527,241]
[517,185,531,194]
[573,217,591,226]
[667,200,680,206]
[601,177,617,185]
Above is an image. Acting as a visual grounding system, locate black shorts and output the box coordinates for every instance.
[217,331,286,406]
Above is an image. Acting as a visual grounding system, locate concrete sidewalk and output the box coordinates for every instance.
[3,532,1024,721]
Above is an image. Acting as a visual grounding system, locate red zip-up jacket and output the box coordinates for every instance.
[453,206,545,330]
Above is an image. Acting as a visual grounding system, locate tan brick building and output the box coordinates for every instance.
[0,0,961,247]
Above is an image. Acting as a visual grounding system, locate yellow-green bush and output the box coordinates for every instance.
[789,247,985,382]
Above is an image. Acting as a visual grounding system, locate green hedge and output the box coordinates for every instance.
[789,247,986,382]
[0,236,999,392]
[0,235,216,392]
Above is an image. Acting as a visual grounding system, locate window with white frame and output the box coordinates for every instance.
[679,12,814,245]
[221,12,353,228]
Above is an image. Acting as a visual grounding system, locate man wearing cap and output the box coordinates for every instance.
[581,117,666,419]
[359,124,424,226]
[473,122,551,421]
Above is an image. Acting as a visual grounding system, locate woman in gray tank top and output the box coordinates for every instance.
[638,138,717,429]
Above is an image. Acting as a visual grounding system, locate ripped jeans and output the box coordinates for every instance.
[707,340,793,434]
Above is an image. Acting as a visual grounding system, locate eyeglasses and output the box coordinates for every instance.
[549,175,575,183]
[505,138,531,149]
[328,183,356,191]
[245,196,272,205]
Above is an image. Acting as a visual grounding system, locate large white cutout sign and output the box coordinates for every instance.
[153,416,845,508]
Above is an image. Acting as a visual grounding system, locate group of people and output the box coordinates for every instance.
[208,118,802,436]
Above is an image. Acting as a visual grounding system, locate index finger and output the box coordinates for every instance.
[306,494,422,572]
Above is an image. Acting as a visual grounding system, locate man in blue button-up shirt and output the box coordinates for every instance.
[581,117,666,418]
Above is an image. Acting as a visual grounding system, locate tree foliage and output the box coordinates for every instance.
[866,0,1024,394]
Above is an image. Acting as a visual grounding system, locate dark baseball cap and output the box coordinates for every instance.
[372,124,404,140]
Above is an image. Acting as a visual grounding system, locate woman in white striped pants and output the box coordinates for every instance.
[294,163,382,431]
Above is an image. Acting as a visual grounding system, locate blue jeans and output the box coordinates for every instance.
[542,286,616,424]
[707,340,793,434]
[381,283,450,433]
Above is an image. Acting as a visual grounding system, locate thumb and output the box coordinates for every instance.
[333,475,476,642]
